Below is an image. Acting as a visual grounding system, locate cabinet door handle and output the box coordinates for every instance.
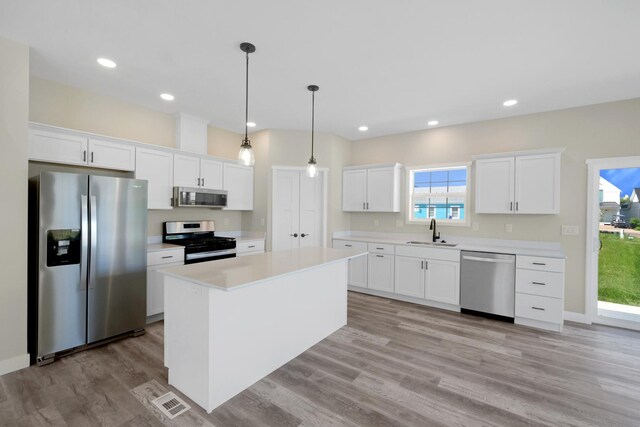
[201,178,205,186]
[161,255,173,259]
[516,201,519,211]
[532,262,546,266]
[421,260,424,269]
[376,247,384,250]
[376,255,383,258]
[366,202,369,210]
[532,281,546,286]
[345,244,352,247]
[197,177,201,186]
[362,202,365,210]
[510,201,513,211]
[91,152,94,163]
[425,261,428,270]
[83,150,87,162]
[248,245,255,248]
[531,306,545,311]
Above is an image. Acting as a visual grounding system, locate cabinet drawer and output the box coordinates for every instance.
[516,269,563,298]
[367,242,395,254]
[236,240,265,253]
[516,255,564,273]
[148,249,184,266]
[515,293,563,324]
[396,245,460,262]
[333,240,368,251]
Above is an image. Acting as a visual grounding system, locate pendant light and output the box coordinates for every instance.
[238,42,256,166]
[306,85,319,178]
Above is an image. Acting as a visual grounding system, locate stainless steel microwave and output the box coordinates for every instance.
[172,187,227,208]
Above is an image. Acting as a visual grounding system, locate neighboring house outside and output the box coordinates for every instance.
[414,203,465,220]
[599,177,621,223]
[621,188,640,221]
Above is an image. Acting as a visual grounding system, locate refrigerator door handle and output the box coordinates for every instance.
[80,195,89,290]
[89,195,97,289]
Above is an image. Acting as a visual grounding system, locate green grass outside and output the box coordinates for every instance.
[598,232,640,306]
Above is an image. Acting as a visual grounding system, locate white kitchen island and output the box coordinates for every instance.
[160,247,367,413]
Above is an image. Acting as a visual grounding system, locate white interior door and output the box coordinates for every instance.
[299,174,322,248]
[272,170,301,251]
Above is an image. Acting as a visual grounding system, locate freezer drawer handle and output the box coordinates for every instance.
[161,255,174,259]
[532,281,546,286]
[462,255,514,264]
[531,306,546,311]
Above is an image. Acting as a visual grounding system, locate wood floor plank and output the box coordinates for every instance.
[2,291,640,426]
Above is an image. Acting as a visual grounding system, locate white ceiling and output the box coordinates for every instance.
[1,0,639,140]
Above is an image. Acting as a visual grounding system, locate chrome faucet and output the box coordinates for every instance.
[429,219,440,243]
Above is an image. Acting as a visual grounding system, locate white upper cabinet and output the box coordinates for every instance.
[342,163,402,212]
[200,158,224,190]
[223,163,254,211]
[135,147,174,210]
[87,138,136,171]
[29,128,88,166]
[29,128,135,171]
[174,153,224,190]
[173,153,201,188]
[474,149,562,215]
[343,169,367,211]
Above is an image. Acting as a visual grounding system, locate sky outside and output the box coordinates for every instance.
[600,168,640,198]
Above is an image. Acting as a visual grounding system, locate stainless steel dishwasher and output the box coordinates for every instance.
[460,251,516,320]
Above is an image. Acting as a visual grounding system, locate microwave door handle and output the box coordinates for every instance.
[89,195,97,289]
[80,195,88,290]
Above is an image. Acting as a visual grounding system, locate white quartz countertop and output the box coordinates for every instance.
[147,243,184,253]
[333,232,566,259]
[160,247,366,291]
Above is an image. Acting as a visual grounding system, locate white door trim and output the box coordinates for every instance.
[271,166,329,249]
[585,155,640,325]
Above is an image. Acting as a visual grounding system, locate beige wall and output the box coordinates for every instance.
[28,77,244,237]
[351,98,640,314]
[241,129,351,250]
[0,37,29,372]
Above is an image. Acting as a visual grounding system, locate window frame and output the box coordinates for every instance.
[406,162,471,226]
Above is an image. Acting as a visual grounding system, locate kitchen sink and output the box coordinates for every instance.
[405,241,457,247]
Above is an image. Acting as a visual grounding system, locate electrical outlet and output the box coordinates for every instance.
[260,218,265,226]
[223,218,229,226]
[374,219,380,227]
[472,222,479,231]
[562,225,579,235]
[505,224,513,233]
[396,219,404,228]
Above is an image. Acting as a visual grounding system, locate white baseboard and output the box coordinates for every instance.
[563,311,590,324]
[0,353,30,376]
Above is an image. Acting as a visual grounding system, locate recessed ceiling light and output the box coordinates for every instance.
[97,58,117,68]
[358,126,368,131]
[427,120,439,126]
[160,93,174,101]
[503,99,518,107]
[246,122,256,127]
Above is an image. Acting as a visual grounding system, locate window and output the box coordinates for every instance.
[407,164,469,225]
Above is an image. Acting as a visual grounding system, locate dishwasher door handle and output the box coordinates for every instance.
[462,255,514,264]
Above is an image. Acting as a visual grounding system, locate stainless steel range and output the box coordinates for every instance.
[163,221,236,264]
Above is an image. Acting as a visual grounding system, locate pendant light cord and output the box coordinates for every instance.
[244,51,249,143]
[311,89,315,158]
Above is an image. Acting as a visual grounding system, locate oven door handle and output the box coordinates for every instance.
[185,249,237,260]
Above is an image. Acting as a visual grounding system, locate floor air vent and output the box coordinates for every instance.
[151,392,191,419]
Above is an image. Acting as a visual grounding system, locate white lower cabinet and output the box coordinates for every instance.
[514,255,565,332]
[425,259,460,305]
[147,247,184,318]
[368,253,394,292]
[395,256,425,298]
[333,240,368,287]
[236,239,266,257]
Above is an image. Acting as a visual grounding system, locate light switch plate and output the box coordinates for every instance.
[472,222,479,231]
[505,224,513,233]
[562,225,579,235]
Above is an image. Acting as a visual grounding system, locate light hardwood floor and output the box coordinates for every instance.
[2,291,640,426]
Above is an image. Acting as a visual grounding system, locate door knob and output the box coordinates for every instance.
[290,233,298,238]
[301,233,309,238]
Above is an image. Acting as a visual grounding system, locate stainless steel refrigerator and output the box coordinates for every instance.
[28,172,148,365]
